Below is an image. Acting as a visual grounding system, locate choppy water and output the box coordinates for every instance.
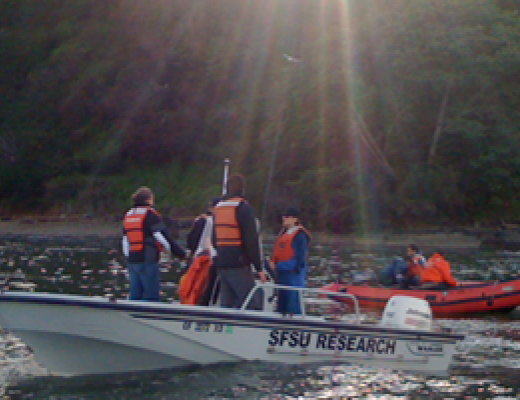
[1,234,520,399]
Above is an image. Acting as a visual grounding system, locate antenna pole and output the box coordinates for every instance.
[222,158,230,196]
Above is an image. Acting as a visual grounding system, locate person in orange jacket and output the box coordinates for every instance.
[420,251,458,289]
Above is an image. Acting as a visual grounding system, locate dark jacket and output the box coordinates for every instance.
[212,196,262,272]
[186,214,209,254]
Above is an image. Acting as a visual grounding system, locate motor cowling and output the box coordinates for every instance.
[380,295,432,331]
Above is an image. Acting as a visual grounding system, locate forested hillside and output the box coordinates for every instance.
[1,0,520,232]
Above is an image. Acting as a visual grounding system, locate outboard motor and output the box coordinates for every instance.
[380,295,432,331]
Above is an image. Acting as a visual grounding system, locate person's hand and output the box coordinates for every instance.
[160,252,172,263]
[268,260,275,270]
[257,271,267,283]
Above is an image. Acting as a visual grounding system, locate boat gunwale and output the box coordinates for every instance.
[325,280,520,310]
[0,291,464,340]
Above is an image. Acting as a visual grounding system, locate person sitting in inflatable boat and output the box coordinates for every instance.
[419,250,458,290]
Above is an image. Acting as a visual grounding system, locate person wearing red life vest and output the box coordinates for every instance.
[270,208,311,315]
[399,244,426,288]
[212,174,267,309]
[122,187,186,301]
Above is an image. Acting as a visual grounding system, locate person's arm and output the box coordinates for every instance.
[121,224,129,258]
[417,255,426,267]
[236,202,262,272]
[395,258,408,277]
[148,212,186,259]
[440,261,458,286]
[186,217,206,253]
[276,231,308,272]
[122,236,129,258]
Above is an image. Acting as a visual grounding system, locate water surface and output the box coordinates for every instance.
[1,235,520,398]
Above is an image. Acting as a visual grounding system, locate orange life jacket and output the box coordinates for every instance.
[420,253,458,286]
[272,226,311,264]
[178,253,212,305]
[213,197,244,247]
[123,206,162,252]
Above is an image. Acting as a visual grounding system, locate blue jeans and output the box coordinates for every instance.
[277,270,307,315]
[379,257,408,286]
[128,262,160,301]
[399,275,422,288]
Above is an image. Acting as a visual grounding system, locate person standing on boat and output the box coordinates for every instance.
[212,174,267,309]
[122,187,186,301]
[270,208,311,315]
[182,197,220,306]
[420,250,458,289]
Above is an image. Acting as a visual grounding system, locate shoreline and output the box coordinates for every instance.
[0,218,484,250]
[0,218,120,238]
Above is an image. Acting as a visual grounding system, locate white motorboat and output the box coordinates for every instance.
[0,284,464,376]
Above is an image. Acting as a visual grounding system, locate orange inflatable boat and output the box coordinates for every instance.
[321,279,520,317]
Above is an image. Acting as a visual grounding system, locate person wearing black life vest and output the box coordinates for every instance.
[186,197,221,256]
[212,174,267,309]
[122,186,186,301]
[269,208,311,315]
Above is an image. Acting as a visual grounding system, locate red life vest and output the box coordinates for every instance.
[407,254,425,277]
[178,253,212,305]
[123,206,162,252]
[272,226,310,264]
[213,197,244,247]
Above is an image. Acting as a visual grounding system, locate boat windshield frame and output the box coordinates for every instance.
[241,282,360,323]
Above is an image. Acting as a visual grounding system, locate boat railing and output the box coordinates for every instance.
[241,282,360,323]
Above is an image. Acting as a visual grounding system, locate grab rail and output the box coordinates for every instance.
[240,282,360,323]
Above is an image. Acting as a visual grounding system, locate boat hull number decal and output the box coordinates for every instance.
[182,321,233,334]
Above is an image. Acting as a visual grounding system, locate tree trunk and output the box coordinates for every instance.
[353,106,399,181]
[428,79,453,165]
